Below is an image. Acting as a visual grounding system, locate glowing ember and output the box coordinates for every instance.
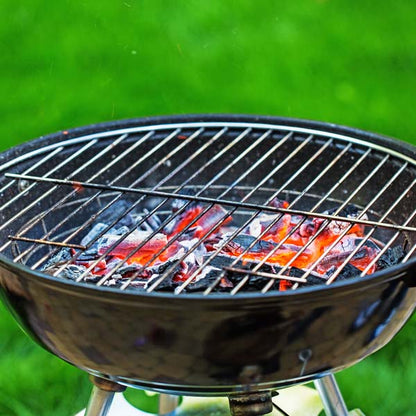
[43,198,405,292]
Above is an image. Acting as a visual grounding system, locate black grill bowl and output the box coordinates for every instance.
[0,115,416,395]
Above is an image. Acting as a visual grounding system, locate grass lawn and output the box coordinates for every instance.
[1,1,416,414]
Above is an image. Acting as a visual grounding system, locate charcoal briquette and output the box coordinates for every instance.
[80,222,108,246]
[376,246,406,270]
[326,263,361,280]
[98,200,135,228]
[41,247,73,270]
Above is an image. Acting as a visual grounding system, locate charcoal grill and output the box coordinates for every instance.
[1,115,416,416]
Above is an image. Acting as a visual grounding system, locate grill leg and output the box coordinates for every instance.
[84,376,126,416]
[314,374,349,416]
[158,394,179,415]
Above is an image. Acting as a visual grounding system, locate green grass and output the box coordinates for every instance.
[1,0,416,414]
[338,319,416,414]
[0,302,90,416]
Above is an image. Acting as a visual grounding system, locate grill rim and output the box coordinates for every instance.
[1,114,416,173]
[1,113,416,300]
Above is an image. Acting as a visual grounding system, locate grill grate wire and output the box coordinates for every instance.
[1,122,415,295]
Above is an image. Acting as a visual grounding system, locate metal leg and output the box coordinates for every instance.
[84,376,126,416]
[314,374,349,416]
[158,394,179,415]
[84,386,116,416]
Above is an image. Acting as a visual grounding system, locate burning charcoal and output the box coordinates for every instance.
[113,259,183,283]
[226,269,280,292]
[136,208,162,231]
[207,254,276,275]
[164,203,231,238]
[208,254,327,291]
[219,234,313,269]
[48,191,395,294]
[145,271,182,292]
[191,204,231,238]
[44,263,99,282]
[207,254,280,291]
[78,243,104,263]
[98,200,135,228]
[323,204,366,236]
[106,271,150,289]
[171,188,198,212]
[81,223,108,246]
[151,259,182,275]
[299,275,326,286]
[163,205,203,236]
[360,239,381,250]
[79,224,130,263]
[268,197,290,209]
[117,264,152,279]
[205,254,241,270]
[265,267,326,290]
[176,226,201,241]
[247,213,292,242]
[111,225,130,236]
[135,217,153,233]
[376,246,406,270]
[77,250,99,262]
[286,205,366,252]
[117,259,177,280]
[222,234,278,254]
[315,236,381,275]
[105,257,122,271]
[76,258,107,274]
[290,204,365,247]
[326,263,362,281]
[288,267,326,286]
[97,230,169,263]
[41,247,74,270]
[140,260,230,293]
[41,247,104,282]
[178,238,207,265]
[286,267,309,279]
[325,204,360,218]
[181,266,231,293]
[101,277,124,288]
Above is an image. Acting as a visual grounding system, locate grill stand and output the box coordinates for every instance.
[85,376,126,416]
[158,394,180,414]
[83,374,349,416]
[314,375,349,416]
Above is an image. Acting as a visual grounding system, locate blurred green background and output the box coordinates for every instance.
[1,0,416,415]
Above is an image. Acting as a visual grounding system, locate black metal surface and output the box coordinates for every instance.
[0,115,416,395]
[1,256,415,394]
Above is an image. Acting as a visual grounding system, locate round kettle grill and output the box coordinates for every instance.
[0,115,415,416]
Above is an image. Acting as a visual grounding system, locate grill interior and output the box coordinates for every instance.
[1,121,416,295]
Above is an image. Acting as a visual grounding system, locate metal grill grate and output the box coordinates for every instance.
[1,121,416,295]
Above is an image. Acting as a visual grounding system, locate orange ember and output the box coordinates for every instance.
[73,198,382,290]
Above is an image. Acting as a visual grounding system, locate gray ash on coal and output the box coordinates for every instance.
[40,198,408,293]
[376,246,406,270]
[326,264,362,281]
